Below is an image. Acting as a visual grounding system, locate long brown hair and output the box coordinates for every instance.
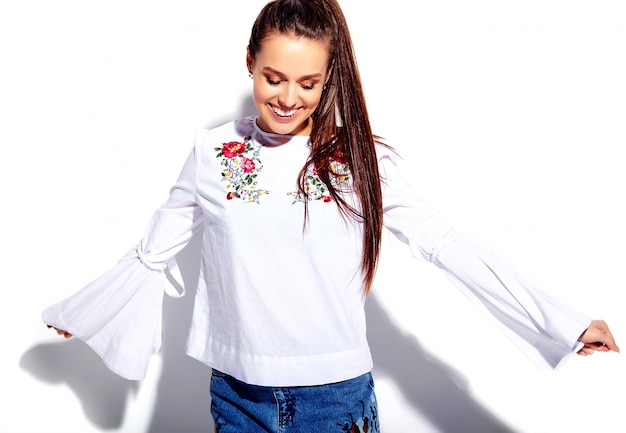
[248,0,384,294]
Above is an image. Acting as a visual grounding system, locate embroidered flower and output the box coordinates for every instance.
[241,157,256,174]
[215,136,269,203]
[221,141,247,158]
[288,159,351,203]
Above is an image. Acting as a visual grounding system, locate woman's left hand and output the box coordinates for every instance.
[47,325,73,339]
[577,319,620,356]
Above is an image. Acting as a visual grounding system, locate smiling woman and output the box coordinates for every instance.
[39,0,619,431]
[247,34,330,136]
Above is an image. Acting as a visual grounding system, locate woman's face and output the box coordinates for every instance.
[247,33,331,136]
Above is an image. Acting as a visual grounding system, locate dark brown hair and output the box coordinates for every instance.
[248,0,384,294]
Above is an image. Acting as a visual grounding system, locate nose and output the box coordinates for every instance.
[277,82,298,108]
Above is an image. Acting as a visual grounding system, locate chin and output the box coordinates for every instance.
[269,123,301,135]
[260,113,310,136]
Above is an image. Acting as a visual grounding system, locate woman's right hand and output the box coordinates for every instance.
[47,325,72,338]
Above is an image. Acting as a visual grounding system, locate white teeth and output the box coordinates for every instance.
[271,105,298,117]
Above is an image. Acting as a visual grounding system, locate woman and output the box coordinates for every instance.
[44,0,618,431]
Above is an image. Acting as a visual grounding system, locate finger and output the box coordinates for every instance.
[48,325,73,339]
[590,341,613,352]
[601,327,620,353]
[577,346,596,356]
[584,343,604,353]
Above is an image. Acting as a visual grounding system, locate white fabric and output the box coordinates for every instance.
[42,117,591,384]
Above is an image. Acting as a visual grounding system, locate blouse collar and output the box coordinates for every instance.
[249,116,312,148]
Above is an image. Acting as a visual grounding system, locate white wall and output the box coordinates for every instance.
[2,1,624,432]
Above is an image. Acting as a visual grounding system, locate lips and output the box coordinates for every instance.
[269,103,299,118]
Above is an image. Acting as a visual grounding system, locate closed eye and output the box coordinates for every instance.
[264,74,318,90]
[266,77,281,86]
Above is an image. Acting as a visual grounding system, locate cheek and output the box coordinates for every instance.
[252,81,270,104]
[303,91,323,110]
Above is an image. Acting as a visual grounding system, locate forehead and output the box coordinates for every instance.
[255,33,331,74]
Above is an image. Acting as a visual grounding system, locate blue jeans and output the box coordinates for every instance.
[210,369,380,432]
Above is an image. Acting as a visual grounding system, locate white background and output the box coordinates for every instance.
[2,0,625,432]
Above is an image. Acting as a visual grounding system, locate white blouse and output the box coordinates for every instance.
[42,117,591,386]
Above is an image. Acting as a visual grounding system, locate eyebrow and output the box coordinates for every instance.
[261,66,323,80]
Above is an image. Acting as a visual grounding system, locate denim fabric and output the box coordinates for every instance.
[210,369,380,432]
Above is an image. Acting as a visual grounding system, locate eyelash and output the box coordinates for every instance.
[265,77,316,90]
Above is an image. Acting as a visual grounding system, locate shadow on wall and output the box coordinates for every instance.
[20,339,138,429]
[20,95,513,433]
[366,298,513,433]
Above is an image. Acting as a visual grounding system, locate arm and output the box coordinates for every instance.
[379,148,618,369]
[432,234,617,369]
[42,130,207,379]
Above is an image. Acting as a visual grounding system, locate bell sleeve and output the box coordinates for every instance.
[42,130,207,380]
[379,148,591,371]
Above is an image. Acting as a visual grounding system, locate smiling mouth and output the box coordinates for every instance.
[269,104,299,118]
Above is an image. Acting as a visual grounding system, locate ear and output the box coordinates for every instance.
[246,48,254,75]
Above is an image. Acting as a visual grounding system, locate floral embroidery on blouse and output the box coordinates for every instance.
[288,159,351,203]
[215,137,269,203]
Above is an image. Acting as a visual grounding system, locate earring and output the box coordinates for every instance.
[249,73,253,79]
